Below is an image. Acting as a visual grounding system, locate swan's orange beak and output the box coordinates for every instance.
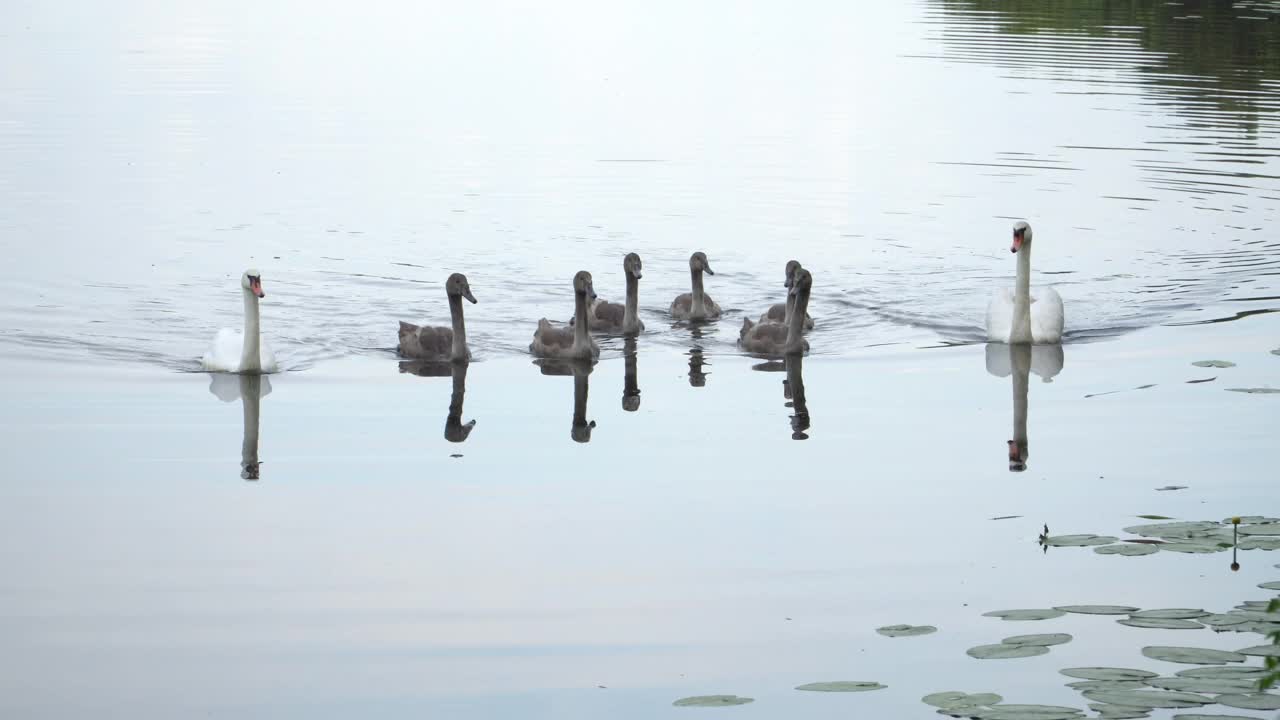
[250,276,265,298]
[1011,231,1024,254]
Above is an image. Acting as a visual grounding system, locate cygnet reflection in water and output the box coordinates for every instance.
[752,354,812,440]
[622,337,641,411]
[398,360,477,443]
[208,373,271,480]
[534,359,596,443]
[985,342,1065,472]
[684,323,713,388]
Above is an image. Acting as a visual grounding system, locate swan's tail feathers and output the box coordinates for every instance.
[537,318,553,331]
[740,317,755,340]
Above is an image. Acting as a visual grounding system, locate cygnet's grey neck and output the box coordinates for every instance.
[785,287,811,352]
[624,274,640,330]
[240,287,262,373]
[448,293,468,360]
[573,290,591,347]
[690,269,706,316]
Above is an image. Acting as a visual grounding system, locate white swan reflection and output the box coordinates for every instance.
[208,373,271,480]
[986,343,1064,472]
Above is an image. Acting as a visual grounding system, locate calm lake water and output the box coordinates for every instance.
[1,1,1278,718]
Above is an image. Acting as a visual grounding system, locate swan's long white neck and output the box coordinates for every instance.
[1011,245,1033,344]
[785,287,810,353]
[624,274,640,331]
[690,269,706,317]
[240,287,262,373]
[448,294,468,361]
[573,290,591,349]
[1013,353,1029,446]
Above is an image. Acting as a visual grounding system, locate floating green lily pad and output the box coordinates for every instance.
[1192,360,1235,368]
[1119,618,1204,630]
[1144,676,1258,694]
[922,691,1003,710]
[1141,646,1247,665]
[1241,537,1280,550]
[1159,542,1227,554]
[1061,667,1158,681]
[1226,387,1280,394]
[1215,694,1280,711]
[1043,534,1119,547]
[1123,522,1221,538]
[1175,666,1266,679]
[1197,614,1251,628]
[1226,516,1280,525]
[1096,544,1159,556]
[673,695,754,707]
[967,643,1051,659]
[1068,680,1148,691]
[1240,525,1280,536]
[1002,633,1072,647]
[983,609,1066,621]
[1131,609,1210,620]
[1258,580,1280,590]
[1171,715,1272,720]
[876,623,937,637]
[1272,348,1280,356]
[1236,643,1280,657]
[1055,605,1141,615]
[979,704,1086,720]
[1081,689,1213,708]
[795,681,885,692]
[1087,704,1151,720]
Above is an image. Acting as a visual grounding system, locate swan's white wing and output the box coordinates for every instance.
[259,339,279,373]
[1030,286,1064,344]
[202,328,244,372]
[1029,344,1064,380]
[984,342,1013,377]
[208,372,243,401]
[985,288,1014,343]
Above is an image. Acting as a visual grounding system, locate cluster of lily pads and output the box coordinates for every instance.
[1041,517,1280,556]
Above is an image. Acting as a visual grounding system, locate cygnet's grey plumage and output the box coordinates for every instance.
[531,271,601,360]
[739,268,813,356]
[581,253,645,335]
[670,251,722,321]
[398,273,477,362]
[759,260,815,330]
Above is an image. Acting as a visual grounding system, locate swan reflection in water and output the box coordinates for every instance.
[751,353,811,440]
[985,343,1065,472]
[622,337,641,411]
[534,359,596,443]
[208,373,271,480]
[398,360,476,443]
[686,324,712,387]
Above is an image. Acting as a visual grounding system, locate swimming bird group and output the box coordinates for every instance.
[201,221,1065,374]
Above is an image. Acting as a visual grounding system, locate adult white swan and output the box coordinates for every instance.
[986,221,1064,344]
[398,273,478,362]
[201,269,279,374]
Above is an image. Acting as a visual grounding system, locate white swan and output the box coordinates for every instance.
[758,260,814,330]
[201,269,279,374]
[530,271,601,360]
[739,268,813,356]
[670,252,722,321]
[986,221,1064,344]
[986,343,1064,472]
[398,273,477,362]
[581,252,645,335]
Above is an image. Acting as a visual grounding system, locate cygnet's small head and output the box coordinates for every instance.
[622,394,641,412]
[446,273,477,303]
[573,270,597,300]
[572,419,596,443]
[789,268,813,297]
[241,269,265,299]
[1011,221,1033,254]
[784,259,802,288]
[690,252,714,276]
[624,252,643,280]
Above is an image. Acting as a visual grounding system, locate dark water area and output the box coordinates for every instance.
[1,1,1278,718]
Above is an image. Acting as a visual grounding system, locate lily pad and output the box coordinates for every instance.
[1198,614,1252,628]
[1055,605,1140,615]
[983,608,1066,621]
[1236,643,1280,657]
[1144,676,1258,694]
[1003,633,1072,647]
[1043,534,1119,547]
[1240,526,1280,536]
[1174,666,1266,679]
[795,681,885,692]
[1087,705,1151,720]
[1240,537,1280,550]
[979,704,1086,720]
[1119,618,1204,630]
[1192,360,1235,368]
[1137,515,1174,520]
[922,691,1003,710]
[1068,680,1148,691]
[1159,542,1228,554]
[1171,715,1273,720]
[1141,646,1247,665]
[1257,581,1280,591]
[1061,667,1158,681]
[1226,387,1280,394]
[1081,689,1213,708]
[1096,544,1159,556]
[967,643,1050,659]
[1215,694,1280,711]
[673,695,754,707]
[1226,516,1280,525]
[1123,521,1221,538]
[876,623,937,637]
[1131,609,1210,620]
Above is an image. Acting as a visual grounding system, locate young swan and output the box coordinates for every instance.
[531,271,601,360]
[582,252,645,334]
[986,221,1065,345]
[758,260,815,330]
[202,269,279,374]
[670,251,722,321]
[398,273,478,362]
[739,268,813,356]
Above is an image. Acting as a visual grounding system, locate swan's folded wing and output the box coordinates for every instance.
[259,341,279,373]
[739,321,788,353]
[592,300,625,329]
[670,293,692,316]
[1031,287,1064,344]
[985,288,1015,343]
[202,327,245,372]
[531,320,575,353]
[401,325,453,359]
[759,303,786,324]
